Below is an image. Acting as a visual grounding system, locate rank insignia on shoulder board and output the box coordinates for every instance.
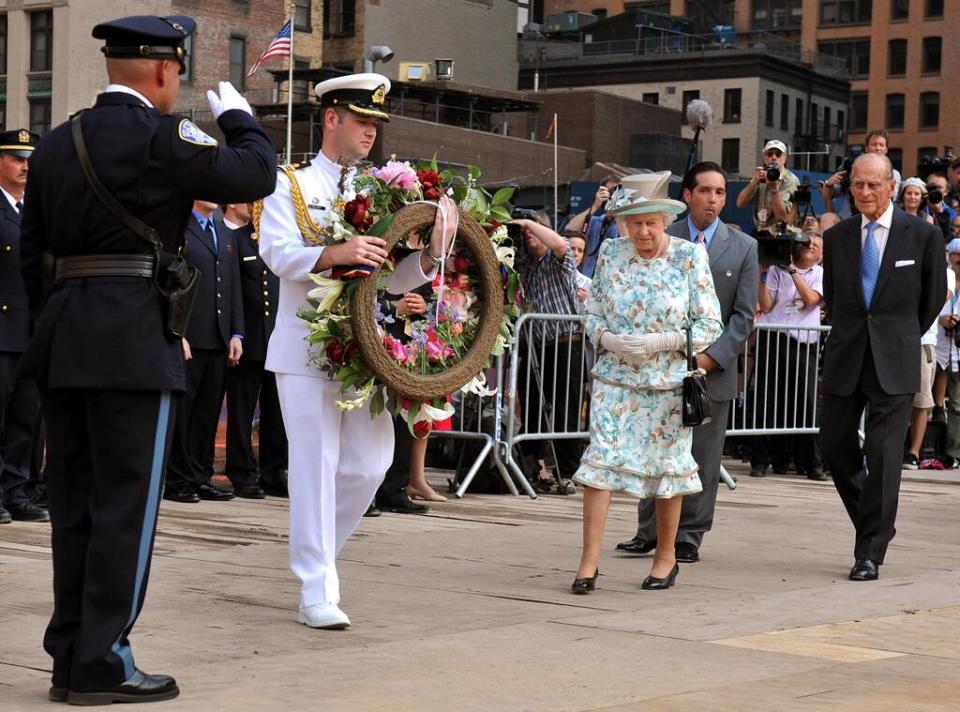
[177,119,218,147]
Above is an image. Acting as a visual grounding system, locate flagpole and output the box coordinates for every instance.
[553,112,558,229]
[285,0,295,163]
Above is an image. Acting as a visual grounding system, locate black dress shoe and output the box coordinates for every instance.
[0,504,11,524]
[571,569,599,594]
[642,563,679,590]
[234,484,266,499]
[163,487,199,504]
[849,558,879,581]
[674,542,700,563]
[7,500,50,522]
[378,496,429,514]
[198,483,235,501]
[615,535,657,554]
[805,469,828,481]
[49,686,68,702]
[749,464,767,477]
[67,669,179,705]
[261,481,288,498]
[363,503,381,517]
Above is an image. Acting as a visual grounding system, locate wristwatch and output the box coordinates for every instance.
[425,252,443,269]
[760,272,768,283]
[789,268,798,275]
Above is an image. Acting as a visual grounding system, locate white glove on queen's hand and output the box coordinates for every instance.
[600,331,684,358]
[206,81,253,120]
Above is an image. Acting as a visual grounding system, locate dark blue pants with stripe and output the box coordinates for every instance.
[42,389,176,692]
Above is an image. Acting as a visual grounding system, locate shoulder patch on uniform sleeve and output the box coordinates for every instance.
[177,119,218,147]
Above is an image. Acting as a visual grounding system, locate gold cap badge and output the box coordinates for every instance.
[372,84,386,106]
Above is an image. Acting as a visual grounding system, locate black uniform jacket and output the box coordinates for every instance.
[18,91,276,391]
[231,222,278,362]
[822,208,947,397]
[183,215,243,351]
[0,197,30,353]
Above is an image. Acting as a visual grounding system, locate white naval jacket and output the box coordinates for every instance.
[259,152,435,377]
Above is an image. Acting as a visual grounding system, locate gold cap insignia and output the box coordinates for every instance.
[18,130,29,143]
[372,84,387,106]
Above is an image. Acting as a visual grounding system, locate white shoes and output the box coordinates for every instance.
[297,603,351,629]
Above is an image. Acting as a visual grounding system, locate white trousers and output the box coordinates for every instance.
[275,374,394,607]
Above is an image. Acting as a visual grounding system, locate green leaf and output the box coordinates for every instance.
[366,212,395,238]
[507,271,520,305]
[468,165,481,181]
[370,387,385,416]
[491,186,515,206]
[406,404,420,435]
[489,206,512,223]
[430,153,439,173]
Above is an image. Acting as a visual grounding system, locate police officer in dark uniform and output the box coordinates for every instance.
[0,128,47,524]
[163,201,244,503]
[223,202,288,499]
[19,15,276,705]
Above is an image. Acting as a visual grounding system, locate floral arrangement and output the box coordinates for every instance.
[298,156,521,435]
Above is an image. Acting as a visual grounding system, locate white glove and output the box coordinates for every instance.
[600,331,684,358]
[206,81,253,120]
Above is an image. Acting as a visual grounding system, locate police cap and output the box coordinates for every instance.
[315,73,391,122]
[92,15,195,74]
[0,128,39,158]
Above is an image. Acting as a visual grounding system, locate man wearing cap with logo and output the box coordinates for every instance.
[0,128,48,526]
[258,73,455,630]
[736,139,799,234]
[19,14,276,705]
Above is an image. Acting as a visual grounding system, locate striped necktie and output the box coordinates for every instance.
[695,231,706,248]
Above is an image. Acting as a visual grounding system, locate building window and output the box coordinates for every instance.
[780,94,789,130]
[823,106,831,138]
[0,14,7,76]
[885,93,904,130]
[837,110,845,136]
[723,88,741,123]
[850,92,868,130]
[293,59,309,102]
[30,11,53,72]
[295,0,312,31]
[181,34,193,81]
[592,9,608,18]
[819,0,871,25]
[920,92,939,129]
[642,92,659,106]
[887,147,902,173]
[922,37,941,74]
[817,38,870,78]
[229,35,246,91]
[764,90,774,127]
[795,97,804,133]
[681,89,699,109]
[918,146,938,167]
[890,0,909,20]
[887,39,907,76]
[323,0,356,37]
[721,138,740,174]
[925,0,943,18]
[751,0,802,31]
[29,98,50,134]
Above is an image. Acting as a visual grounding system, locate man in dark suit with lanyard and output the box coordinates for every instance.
[163,200,243,503]
[0,128,47,524]
[820,152,946,581]
[223,202,287,499]
[617,162,758,562]
[19,15,275,704]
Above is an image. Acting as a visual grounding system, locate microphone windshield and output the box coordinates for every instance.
[686,99,713,131]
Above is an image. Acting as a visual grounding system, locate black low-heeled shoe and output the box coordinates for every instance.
[641,563,679,590]
[571,569,599,594]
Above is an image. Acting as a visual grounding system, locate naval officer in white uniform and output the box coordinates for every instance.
[258,73,455,629]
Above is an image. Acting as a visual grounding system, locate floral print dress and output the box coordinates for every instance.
[572,236,723,499]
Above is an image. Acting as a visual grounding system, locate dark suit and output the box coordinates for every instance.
[0,195,41,507]
[224,222,286,490]
[19,90,275,692]
[821,207,946,564]
[635,219,758,548]
[165,214,244,493]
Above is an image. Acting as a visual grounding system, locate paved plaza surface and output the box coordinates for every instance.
[2,462,960,711]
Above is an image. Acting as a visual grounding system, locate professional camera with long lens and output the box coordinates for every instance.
[506,207,541,255]
[927,184,944,205]
[794,183,812,206]
[764,164,781,182]
[755,222,810,267]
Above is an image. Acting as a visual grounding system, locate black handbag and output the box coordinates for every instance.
[682,327,711,427]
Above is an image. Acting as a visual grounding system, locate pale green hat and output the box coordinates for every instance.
[608,171,686,217]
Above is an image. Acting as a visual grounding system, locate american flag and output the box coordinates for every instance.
[247,20,292,78]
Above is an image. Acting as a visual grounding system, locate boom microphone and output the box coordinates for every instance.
[685,99,713,170]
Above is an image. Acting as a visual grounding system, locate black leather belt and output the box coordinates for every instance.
[54,254,156,283]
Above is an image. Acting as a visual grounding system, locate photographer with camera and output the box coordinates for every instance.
[820,129,902,217]
[924,172,956,241]
[736,140,799,234]
[565,176,620,278]
[750,232,825,479]
[510,213,585,489]
[936,239,960,467]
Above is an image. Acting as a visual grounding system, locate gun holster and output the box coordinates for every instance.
[157,253,200,339]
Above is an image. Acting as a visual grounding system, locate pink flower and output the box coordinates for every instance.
[384,336,406,362]
[374,161,418,192]
[425,339,454,362]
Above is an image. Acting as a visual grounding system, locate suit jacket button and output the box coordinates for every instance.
[217,292,221,298]
[3,244,10,252]
[264,311,270,316]
[264,300,270,306]
[1,304,7,312]
[217,309,222,314]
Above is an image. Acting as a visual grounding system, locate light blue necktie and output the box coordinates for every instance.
[861,221,880,308]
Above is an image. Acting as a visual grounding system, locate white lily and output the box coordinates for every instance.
[412,401,456,423]
[306,274,344,313]
[460,371,498,397]
[495,244,515,268]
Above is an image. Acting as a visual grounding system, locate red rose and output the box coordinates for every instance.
[417,169,442,201]
[413,420,433,439]
[325,339,345,363]
[343,341,359,363]
[485,219,502,235]
[343,195,373,232]
[453,255,470,273]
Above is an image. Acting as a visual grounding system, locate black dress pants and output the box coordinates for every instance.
[225,359,287,489]
[43,388,176,692]
[820,346,913,564]
[166,348,225,491]
[377,414,413,503]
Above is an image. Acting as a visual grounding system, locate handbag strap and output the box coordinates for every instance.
[70,112,162,253]
[685,326,696,371]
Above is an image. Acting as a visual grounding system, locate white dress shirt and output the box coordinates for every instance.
[103,84,154,108]
[0,186,21,212]
[860,200,895,261]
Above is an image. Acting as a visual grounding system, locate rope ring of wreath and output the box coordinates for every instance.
[350,203,505,401]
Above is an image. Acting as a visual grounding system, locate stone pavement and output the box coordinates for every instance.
[2,462,960,711]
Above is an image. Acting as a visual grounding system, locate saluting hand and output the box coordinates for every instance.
[206,81,253,120]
